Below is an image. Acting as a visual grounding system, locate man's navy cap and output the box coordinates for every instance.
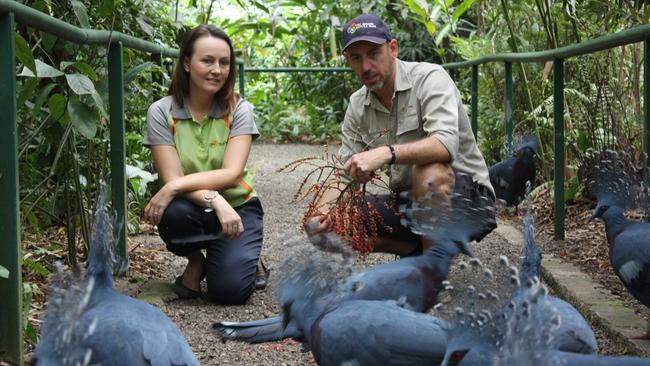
[342,14,392,51]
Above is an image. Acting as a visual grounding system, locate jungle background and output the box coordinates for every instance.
[7,0,649,354]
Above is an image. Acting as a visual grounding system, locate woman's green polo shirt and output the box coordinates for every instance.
[144,96,259,208]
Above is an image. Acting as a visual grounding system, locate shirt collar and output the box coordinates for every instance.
[170,96,225,120]
[394,59,412,92]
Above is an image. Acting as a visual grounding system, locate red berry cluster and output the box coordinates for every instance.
[301,188,396,256]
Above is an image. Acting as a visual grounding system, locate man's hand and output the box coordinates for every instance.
[304,214,333,236]
[343,146,392,183]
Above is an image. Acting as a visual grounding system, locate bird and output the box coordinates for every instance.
[590,203,650,339]
[272,244,449,366]
[304,298,449,366]
[513,210,597,354]
[584,148,650,339]
[31,184,199,366]
[440,207,597,366]
[488,137,539,210]
[214,186,491,344]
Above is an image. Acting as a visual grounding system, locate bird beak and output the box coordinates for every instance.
[588,203,606,223]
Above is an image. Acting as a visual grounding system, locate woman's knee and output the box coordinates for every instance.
[411,162,455,199]
[159,198,198,228]
[158,198,207,247]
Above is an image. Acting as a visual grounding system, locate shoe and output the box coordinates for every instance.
[173,276,202,299]
[254,260,271,290]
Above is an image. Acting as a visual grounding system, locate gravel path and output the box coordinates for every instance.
[124,143,622,365]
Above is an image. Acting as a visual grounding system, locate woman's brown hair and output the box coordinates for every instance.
[169,25,238,115]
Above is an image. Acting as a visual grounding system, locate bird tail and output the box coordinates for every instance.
[213,315,298,343]
[87,181,124,287]
[519,208,541,283]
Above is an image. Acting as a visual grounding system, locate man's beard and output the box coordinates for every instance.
[366,79,385,91]
[363,72,386,91]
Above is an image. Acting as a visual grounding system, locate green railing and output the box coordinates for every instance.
[1,1,650,364]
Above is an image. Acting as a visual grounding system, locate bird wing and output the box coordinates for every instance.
[545,297,598,354]
[345,258,437,312]
[489,160,513,190]
[313,300,447,366]
[489,158,520,205]
[611,223,650,305]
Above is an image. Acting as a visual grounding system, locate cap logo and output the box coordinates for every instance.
[347,22,377,34]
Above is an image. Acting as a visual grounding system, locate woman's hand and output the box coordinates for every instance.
[144,183,178,225]
[211,195,244,239]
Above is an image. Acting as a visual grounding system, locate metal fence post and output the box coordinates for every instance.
[553,58,565,240]
[643,39,650,221]
[0,11,23,365]
[471,64,478,139]
[108,41,127,271]
[505,62,513,148]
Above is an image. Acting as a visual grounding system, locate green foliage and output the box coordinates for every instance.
[23,282,39,343]
[14,0,178,269]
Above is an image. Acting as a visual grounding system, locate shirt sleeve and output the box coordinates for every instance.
[418,68,460,162]
[229,99,260,140]
[338,98,366,161]
[143,99,174,147]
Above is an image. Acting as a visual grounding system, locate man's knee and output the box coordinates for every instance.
[411,162,455,199]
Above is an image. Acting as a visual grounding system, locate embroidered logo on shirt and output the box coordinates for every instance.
[399,105,413,113]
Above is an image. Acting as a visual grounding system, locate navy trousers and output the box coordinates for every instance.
[158,197,264,305]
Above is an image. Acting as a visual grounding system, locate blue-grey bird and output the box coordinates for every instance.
[441,209,597,366]
[273,246,449,366]
[585,148,650,339]
[489,137,539,209]
[590,203,650,339]
[513,212,597,354]
[305,299,448,366]
[31,186,198,366]
[214,188,491,344]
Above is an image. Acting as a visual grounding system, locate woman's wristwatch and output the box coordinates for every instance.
[203,190,220,212]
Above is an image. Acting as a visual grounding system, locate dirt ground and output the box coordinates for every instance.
[22,143,645,364]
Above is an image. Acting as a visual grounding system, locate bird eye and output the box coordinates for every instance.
[449,350,467,365]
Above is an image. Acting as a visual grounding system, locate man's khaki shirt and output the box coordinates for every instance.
[339,58,494,196]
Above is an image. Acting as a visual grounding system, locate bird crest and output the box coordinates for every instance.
[504,135,540,159]
[580,147,648,211]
